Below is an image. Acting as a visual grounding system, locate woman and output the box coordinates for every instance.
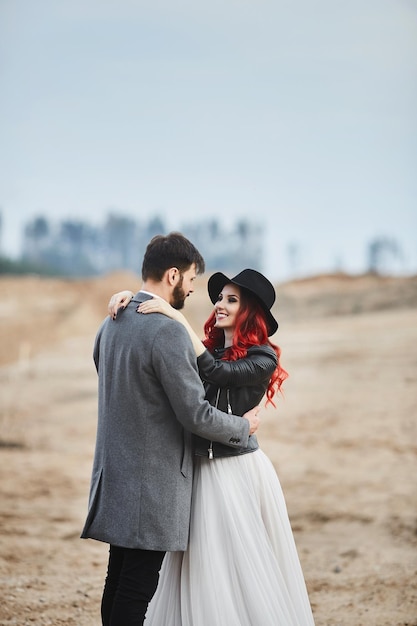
[109,269,315,625]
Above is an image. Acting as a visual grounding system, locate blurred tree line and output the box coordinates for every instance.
[0,211,407,278]
[0,213,264,277]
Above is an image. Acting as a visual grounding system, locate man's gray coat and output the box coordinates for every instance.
[81,292,250,551]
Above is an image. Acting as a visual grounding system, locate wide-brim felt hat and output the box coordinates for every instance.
[207,268,278,336]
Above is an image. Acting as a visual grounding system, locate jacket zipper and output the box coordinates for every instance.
[208,389,231,460]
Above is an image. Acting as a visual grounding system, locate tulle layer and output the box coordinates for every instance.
[145,449,315,625]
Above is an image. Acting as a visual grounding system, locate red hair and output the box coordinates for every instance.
[203,290,288,406]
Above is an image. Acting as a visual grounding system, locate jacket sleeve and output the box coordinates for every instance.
[196,345,277,388]
[150,320,250,448]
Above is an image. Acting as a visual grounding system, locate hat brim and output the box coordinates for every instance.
[207,272,278,336]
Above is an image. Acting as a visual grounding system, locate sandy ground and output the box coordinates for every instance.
[0,271,416,626]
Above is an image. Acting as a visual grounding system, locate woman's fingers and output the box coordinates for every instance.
[108,291,134,318]
[137,302,153,313]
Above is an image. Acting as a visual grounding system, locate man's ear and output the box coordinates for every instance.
[166,267,179,286]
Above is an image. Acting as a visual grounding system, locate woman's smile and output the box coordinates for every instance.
[214,284,241,333]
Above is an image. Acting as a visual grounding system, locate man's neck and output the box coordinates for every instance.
[140,281,168,302]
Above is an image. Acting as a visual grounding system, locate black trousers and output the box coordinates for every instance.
[101,545,165,626]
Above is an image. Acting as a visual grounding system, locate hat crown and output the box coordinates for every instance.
[230,269,275,309]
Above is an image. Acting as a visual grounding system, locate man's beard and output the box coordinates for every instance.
[171,279,186,310]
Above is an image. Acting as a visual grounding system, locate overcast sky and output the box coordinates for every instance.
[1,0,416,280]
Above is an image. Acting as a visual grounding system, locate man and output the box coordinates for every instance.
[81,232,260,625]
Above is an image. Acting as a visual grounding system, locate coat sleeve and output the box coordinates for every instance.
[196,345,277,388]
[150,320,250,448]
[93,318,108,373]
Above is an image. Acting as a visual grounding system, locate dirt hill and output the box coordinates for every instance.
[0,272,416,625]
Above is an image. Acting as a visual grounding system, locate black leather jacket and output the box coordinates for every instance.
[194,344,278,458]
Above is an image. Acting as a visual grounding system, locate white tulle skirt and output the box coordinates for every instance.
[145,449,315,625]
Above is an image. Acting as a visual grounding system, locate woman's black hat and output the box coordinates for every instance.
[207,268,278,336]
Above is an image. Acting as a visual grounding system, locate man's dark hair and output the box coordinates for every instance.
[141,232,205,281]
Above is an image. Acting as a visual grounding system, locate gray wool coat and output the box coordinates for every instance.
[81,291,250,551]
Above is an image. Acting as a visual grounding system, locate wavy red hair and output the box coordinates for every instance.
[202,289,288,406]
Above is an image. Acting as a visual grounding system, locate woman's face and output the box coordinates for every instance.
[214,283,241,332]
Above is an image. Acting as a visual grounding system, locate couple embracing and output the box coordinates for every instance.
[81,232,315,625]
